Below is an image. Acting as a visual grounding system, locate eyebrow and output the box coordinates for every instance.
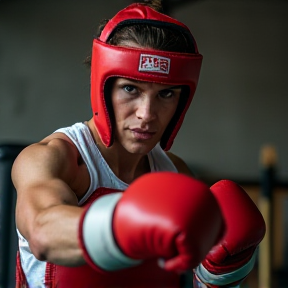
[166,85,182,90]
[121,79,182,90]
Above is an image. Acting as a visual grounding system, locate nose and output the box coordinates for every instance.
[135,96,157,123]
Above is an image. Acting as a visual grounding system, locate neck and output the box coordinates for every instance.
[86,119,150,184]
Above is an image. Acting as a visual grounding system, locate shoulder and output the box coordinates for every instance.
[12,133,80,185]
[30,133,79,165]
[165,152,194,176]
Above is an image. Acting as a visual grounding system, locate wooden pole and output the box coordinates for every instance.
[258,145,277,288]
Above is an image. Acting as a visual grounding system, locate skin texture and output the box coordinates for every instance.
[12,78,194,267]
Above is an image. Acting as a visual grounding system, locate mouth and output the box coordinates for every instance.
[130,128,156,140]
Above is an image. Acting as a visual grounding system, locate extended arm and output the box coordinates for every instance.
[12,137,86,266]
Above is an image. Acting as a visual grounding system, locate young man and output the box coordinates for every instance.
[12,1,265,287]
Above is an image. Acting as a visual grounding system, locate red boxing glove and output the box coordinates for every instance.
[80,172,224,273]
[195,180,266,287]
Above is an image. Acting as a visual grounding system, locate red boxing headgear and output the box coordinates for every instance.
[91,3,203,151]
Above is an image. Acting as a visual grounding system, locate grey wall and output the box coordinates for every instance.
[1,0,287,181]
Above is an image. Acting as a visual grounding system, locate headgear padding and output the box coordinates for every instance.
[91,3,203,150]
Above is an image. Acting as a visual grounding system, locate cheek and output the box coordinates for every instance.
[113,102,134,124]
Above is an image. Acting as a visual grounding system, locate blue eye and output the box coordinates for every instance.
[158,90,173,99]
[123,85,137,93]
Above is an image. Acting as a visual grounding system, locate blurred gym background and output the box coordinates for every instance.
[0,0,287,287]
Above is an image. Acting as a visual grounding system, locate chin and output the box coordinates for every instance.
[123,141,157,155]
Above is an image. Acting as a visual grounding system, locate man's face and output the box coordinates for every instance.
[111,77,181,155]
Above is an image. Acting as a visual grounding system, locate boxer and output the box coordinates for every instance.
[12,1,265,287]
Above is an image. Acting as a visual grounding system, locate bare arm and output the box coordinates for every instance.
[12,137,86,266]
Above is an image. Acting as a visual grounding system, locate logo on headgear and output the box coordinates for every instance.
[139,54,170,74]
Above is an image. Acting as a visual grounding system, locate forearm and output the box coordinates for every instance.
[22,204,85,266]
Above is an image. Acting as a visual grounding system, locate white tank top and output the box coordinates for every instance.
[17,122,178,288]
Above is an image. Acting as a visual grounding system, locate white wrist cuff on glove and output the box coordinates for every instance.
[82,192,142,271]
[195,248,257,286]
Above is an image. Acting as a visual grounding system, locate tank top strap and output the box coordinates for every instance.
[148,143,178,173]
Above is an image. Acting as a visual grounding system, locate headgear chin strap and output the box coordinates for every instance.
[91,3,203,151]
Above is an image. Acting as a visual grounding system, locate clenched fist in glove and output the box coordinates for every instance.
[79,172,224,273]
[195,180,266,287]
